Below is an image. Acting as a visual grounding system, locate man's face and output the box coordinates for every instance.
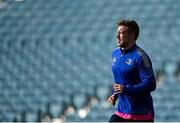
[116,25,132,48]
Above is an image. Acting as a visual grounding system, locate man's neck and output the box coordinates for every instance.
[120,42,136,51]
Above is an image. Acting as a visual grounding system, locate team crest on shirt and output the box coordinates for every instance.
[125,58,133,65]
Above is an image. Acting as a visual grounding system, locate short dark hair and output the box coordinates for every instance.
[117,19,139,41]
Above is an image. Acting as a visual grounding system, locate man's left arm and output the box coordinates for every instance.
[115,56,156,95]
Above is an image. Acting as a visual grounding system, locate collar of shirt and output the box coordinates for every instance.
[120,44,137,54]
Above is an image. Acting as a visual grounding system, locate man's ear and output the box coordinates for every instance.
[130,32,135,40]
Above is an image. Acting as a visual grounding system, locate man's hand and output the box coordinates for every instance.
[108,84,124,105]
[108,94,117,105]
[113,83,124,94]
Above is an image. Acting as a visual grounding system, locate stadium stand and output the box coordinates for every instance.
[0,0,180,122]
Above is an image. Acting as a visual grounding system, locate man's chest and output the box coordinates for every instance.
[112,53,137,74]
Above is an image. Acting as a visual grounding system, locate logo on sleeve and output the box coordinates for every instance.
[112,57,116,66]
[112,57,116,63]
[125,58,133,65]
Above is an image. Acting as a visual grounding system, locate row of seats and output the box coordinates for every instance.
[0,0,180,122]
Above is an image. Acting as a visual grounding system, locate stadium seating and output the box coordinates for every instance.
[0,0,180,122]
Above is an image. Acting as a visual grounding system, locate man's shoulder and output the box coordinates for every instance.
[135,46,151,67]
[135,46,149,58]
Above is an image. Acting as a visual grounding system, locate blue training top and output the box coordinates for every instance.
[112,44,156,116]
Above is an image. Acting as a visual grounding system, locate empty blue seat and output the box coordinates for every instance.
[0,0,180,122]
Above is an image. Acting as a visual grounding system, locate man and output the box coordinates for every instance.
[108,19,156,122]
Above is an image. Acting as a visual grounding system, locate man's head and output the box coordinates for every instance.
[116,19,139,48]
